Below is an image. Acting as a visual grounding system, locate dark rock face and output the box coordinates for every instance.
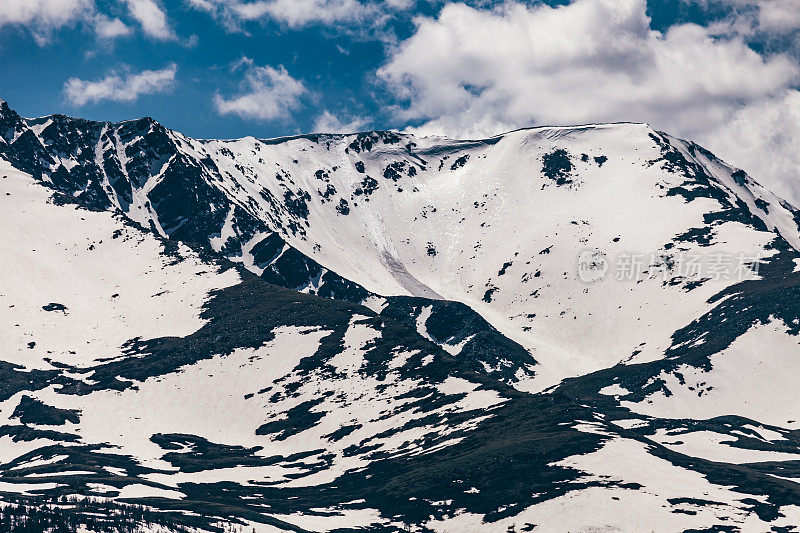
[542,149,574,185]
[11,395,80,426]
[42,303,68,313]
[345,131,402,154]
[380,296,537,383]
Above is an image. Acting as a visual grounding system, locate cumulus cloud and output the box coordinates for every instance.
[313,110,370,133]
[380,0,797,136]
[63,63,177,106]
[378,0,800,203]
[213,60,306,121]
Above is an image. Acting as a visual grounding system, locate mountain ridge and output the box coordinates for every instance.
[3,96,654,143]
[4,97,800,390]
[3,99,800,531]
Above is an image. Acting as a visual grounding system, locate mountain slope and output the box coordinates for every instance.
[3,99,799,390]
[3,100,800,531]
[0,162,567,530]
[187,123,800,390]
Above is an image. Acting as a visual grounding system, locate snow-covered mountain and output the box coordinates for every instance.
[2,98,800,532]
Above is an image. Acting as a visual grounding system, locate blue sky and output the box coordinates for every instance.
[1,0,799,201]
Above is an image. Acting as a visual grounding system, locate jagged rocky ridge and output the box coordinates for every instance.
[0,100,534,384]
[2,99,800,531]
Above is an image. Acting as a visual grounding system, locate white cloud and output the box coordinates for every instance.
[0,0,92,26]
[186,0,412,32]
[63,63,177,106]
[757,0,800,33]
[703,90,800,204]
[313,110,369,133]
[213,61,306,121]
[380,0,797,135]
[0,0,94,42]
[94,14,133,39]
[378,0,800,203]
[692,0,800,36]
[185,0,244,32]
[122,0,175,40]
[0,0,145,44]
[234,0,368,27]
